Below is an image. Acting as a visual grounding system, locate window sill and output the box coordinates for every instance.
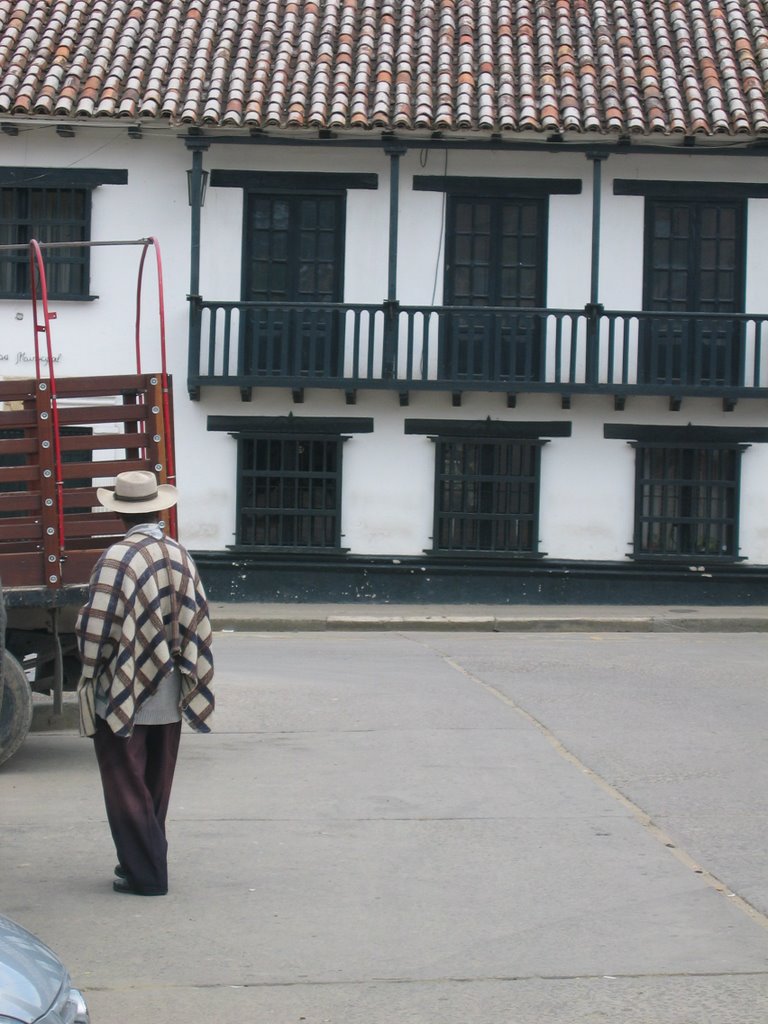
[629,554,746,564]
[227,545,350,555]
[427,549,546,560]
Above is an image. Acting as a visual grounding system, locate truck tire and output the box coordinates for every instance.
[0,651,33,767]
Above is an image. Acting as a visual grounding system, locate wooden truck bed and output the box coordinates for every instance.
[0,372,174,593]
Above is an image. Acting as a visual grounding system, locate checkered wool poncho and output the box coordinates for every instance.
[76,533,215,737]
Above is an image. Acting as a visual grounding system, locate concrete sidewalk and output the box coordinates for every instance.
[209,601,768,632]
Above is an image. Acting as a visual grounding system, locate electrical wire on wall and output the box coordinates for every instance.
[419,147,449,305]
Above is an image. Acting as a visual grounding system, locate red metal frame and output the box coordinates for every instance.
[25,237,177,544]
[135,238,177,537]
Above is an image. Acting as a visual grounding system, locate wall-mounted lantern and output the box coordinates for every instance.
[186,168,209,208]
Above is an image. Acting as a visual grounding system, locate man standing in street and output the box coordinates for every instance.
[76,470,215,896]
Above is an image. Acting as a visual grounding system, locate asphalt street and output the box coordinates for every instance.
[2,630,768,1023]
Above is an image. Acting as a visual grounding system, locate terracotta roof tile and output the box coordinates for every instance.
[0,1,767,135]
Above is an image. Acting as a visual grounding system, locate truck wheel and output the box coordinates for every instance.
[0,652,33,767]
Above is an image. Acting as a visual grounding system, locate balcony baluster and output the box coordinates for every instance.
[188,299,768,402]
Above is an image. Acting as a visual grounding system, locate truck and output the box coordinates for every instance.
[0,238,176,765]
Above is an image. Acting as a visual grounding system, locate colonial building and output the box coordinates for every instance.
[1,0,768,603]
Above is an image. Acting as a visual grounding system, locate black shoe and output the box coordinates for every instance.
[114,864,126,879]
[112,878,167,896]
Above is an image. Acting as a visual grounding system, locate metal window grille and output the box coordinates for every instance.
[433,438,542,554]
[237,435,343,549]
[0,187,90,298]
[633,443,742,558]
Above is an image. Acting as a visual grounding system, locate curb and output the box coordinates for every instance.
[211,614,768,633]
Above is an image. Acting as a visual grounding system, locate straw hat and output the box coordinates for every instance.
[97,470,178,514]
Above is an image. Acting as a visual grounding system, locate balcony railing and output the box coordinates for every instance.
[188,299,768,402]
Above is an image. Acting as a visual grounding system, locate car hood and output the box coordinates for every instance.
[0,914,66,1023]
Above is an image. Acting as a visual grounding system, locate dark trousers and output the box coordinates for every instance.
[92,717,182,894]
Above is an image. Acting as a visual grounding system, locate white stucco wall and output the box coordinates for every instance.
[0,127,766,564]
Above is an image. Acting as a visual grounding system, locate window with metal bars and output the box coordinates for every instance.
[0,187,90,298]
[433,438,543,554]
[236,435,344,550]
[633,443,743,559]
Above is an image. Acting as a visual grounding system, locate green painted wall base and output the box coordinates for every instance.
[192,552,768,605]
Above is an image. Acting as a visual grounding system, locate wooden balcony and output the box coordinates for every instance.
[188,299,768,408]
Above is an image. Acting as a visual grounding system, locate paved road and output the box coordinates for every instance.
[3,631,768,1023]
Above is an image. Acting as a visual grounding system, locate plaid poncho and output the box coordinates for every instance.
[76,532,215,738]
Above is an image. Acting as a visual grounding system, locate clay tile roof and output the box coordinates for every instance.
[0,0,766,136]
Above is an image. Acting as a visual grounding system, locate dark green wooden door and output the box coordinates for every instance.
[441,196,546,381]
[242,193,344,377]
[641,200,744,386]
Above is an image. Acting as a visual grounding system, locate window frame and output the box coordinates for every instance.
[639,194,747,386]
[440,192,549,382]
[239,187,347,378]
[0,185,92,300]
[642,196,747,314]
[209,416,373,555]
[430,435,546,557]
[240,189,347,305]
[233,432,347,553]
[631,441,746,562]
[0,167,127,302]
[443,193,549,309]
